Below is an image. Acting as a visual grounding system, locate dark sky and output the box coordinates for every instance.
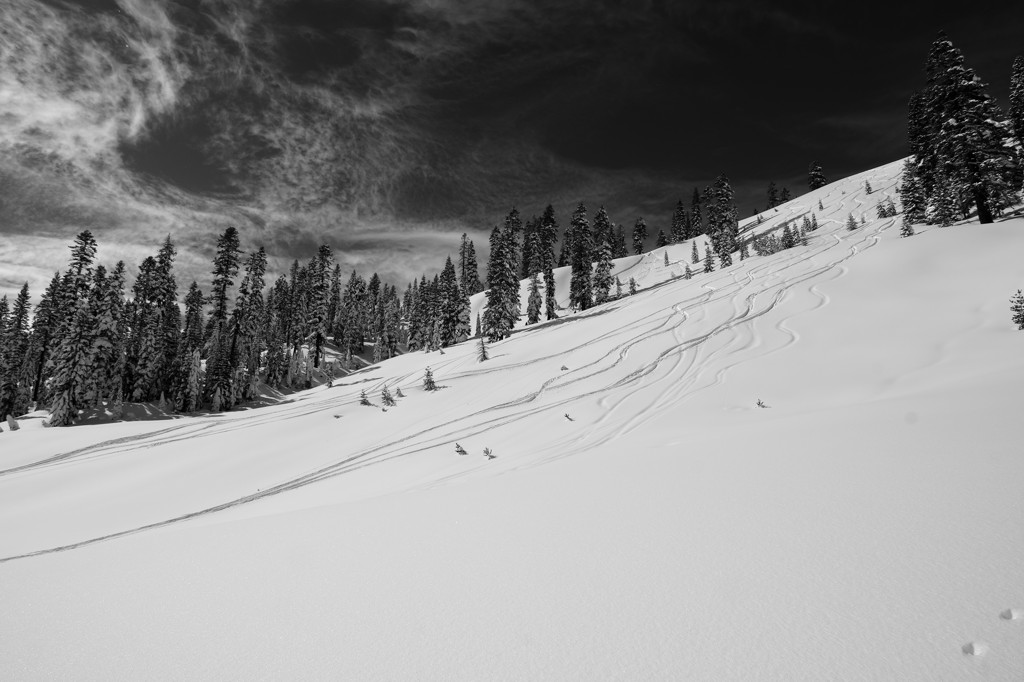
[0,0,1022,294]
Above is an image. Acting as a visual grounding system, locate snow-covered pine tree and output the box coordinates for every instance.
[0,282,31,418]
[539,204,559,321]
[706,175,738,267]
[670,200,687,243]
[918,33,1019,223]
[864,179,873,194]
[628,277,638,295]
[204,227,241,409]
[930,167,959,226]
[781,223,795,249]
[569,203,594,311]
[381,385,396,406]
[526,272,542,324]
[655,229,668,248]
[900,217,916,238]
[477,335,488,361]
[359,389,371,406]
[632,216,647,255]
[46,299,95,426]
[684,263,692,279]
[26,272,62,405]
[846,213,858,230]
[818,199,824,211]
[613,226,628,259]
[615,277,623,298]
[1010,56,1024,159]
[1010,290,1024,330]
[592,236,614,304]
[663,251,670,266]
[438,256,469,347]
[703,243,715,273]
[811,214,819,230]
[766,181,779,209]
[689,187,703,240]
[691,240,699,264]
[422,366,437,391]
[808,162,827,190]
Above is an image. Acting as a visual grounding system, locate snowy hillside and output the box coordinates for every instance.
[3,160,1024,680]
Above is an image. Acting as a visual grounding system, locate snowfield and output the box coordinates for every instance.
[2,160,1023,680]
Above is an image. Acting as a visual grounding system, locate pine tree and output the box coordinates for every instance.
[360,389,371,406]
[781,223,795,249]
[900,217,916,238]
[628,277,638,295]
[766,181,779,209]
[917,34,1019,223]
[690,187,703,239]
[706,175,738,267]
[670,200,687,243]
[1011,290,1024,330]
[539,204,559,321]
[811,214,819,231]
[613,226,628,259]
[477,335,489,361]
[615,276,623,298]
[808,162,827,189]
[381,385,396,406]
[592,236,614,304]
[703,243,715,273]
[632,217,647,255]
[205,227,242,409]
[818,199,824,211]
[779,187,791,203]
[0,283,31,418]
[438,256,469,347]
[864,179,873,194]
[663,251,670,267]
[931,166,959,226]
[46,300,95,426]
[26,272,62,405]
[655,229,668,248]
[684,264,692,280]
[691,240,700,264]
[1009,56,1024,156]
[569,203,594,311]
[422,366,437,391]
[846,213,858,230]
[526,272,542,324]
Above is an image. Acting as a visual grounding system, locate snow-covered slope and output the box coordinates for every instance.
[3,160,1024,680]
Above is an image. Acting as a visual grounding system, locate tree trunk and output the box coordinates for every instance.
[974,185,994,224]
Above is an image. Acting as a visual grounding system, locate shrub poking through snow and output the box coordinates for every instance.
[359,390,371,406]
[423,366,437,391]
[900,217,915,238]
[756,399,769,408]
[483,447,495,459]
[846,213,858,231]
[395,387,405,398]
[628,277,638,295]
[455,443,468,455]
[381,385,396,406]
[1011,290,1024,329]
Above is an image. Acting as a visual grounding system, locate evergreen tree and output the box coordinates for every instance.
[655,229,668,248]
[477,335,489,361]
[706,175,738,267]
[690,187,703,238]
[670,200,687,243]
[846,213,858,230]
[26,273,61,405]
[779,187,791,203]
[613,226,628,259]
[438,256,470,346]
[684,263,692,279]
[0,283,31,417]
[1011,289,1024,330]
[569,203,594,311]
[46,300,95,426]
[422,366,437,391]
[592,236,614,304]
[663,251,670,267]
[1009,56,1024,157]
[628,277,638,295]
[539,204,559,321]
[632,216,647,255]
[808,162,827,189]
[459,233,482,293]
[900,217,916,238]
[917,33,1019,223]
[691,240,700,264]
[205,227,242,409]
[615,276,623,298]
[703,243,715,273]
[781,223,795,249]
[766,181,779,209]
[931,166,959,226]
[526,272,542,324]
[381,385,396,407]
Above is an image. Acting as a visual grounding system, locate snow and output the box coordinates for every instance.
[2,159,1024,680]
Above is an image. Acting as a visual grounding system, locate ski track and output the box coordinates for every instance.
[0,187,902,562]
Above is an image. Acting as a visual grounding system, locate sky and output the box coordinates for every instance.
[0,0,1021,297]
